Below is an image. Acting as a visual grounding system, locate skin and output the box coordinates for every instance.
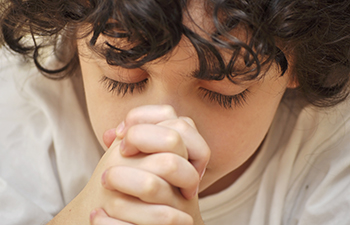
[48,2,295,225]
[75,39,294,224]
[79,38,292,193]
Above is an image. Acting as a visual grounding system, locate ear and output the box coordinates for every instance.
[282,52,298,89]
[287,75,299,89]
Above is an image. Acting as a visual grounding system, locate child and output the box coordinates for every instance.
[1,0,350,224]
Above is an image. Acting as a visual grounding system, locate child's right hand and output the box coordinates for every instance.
[48,105,210,225]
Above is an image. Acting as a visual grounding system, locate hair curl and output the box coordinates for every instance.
[1,0,350,107]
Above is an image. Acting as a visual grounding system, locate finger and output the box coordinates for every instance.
[103,128,117,149]
[90,208,133,225]
[102,166,180,206]
[103,158,199,200]
[118,118,208,199]
[139,153,199,200]
[178,116,196,128]
[121,124,188,159]
[157,117,210,180]
[103,193,193,225]
[116,105,178,139]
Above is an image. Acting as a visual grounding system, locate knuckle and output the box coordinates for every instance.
[174,119,192,133]
[160,105,176,117]
[163,118,192,133]
[140,175,160,197]
[155,207,178,224]
[125,107,141,124]
[163,129,182,149]
[180,116,196,128]
[159,154,179,175]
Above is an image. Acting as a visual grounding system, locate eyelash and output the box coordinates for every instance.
[100,76,249,109]
[100,76,148,96]
[199,88,249,109]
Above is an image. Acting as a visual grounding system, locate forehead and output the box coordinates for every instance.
[77,0,279,83]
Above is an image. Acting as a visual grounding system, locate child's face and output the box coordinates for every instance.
[76,5,293,193]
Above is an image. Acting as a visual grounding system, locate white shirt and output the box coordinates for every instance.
[1,49,350,224]
[0,50,103,225]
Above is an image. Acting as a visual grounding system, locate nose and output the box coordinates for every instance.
[139,42,199,117]
[149,81,190,116]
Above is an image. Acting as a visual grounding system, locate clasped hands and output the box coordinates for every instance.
[89,105,210,225]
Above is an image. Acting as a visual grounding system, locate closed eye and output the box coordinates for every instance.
[199,88,250,109]
[100,76,148,96]
[100,76,249,109]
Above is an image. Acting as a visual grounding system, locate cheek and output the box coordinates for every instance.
[199,84,284,175]
[86,101,124,150]
[202,112,268,172]
[80,61,130,149]
[83,86,120,149]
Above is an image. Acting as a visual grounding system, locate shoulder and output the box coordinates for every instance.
[0,47,102,223]
[282,99,350,224]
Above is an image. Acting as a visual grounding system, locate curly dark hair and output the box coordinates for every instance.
[1,0,349,107]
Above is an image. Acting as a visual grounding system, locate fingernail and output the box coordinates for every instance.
[101,170,107,186]
[116,121,125,135]
[90,209,97,221]
[105,128,116,136]
[119,139,125,154]
[192,186,199,199]
[200,168,206,180]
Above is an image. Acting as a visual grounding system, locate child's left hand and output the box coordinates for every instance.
[91,105,210,225]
